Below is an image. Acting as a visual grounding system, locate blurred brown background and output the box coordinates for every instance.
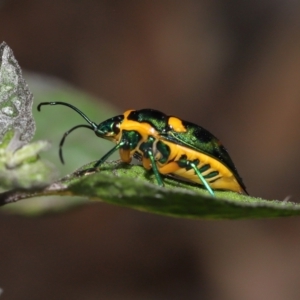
[1,0,300,299]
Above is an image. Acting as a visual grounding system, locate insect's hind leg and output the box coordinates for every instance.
[159,157,215,196]
[189,162,215,196]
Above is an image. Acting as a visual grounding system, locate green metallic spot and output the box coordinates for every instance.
[127,109,167,132]
[199,164,210,173]
[204,171,219,179]
[176,154,188,168]
[139,136,155,158]
[121,130,142,150]
[156,141,170,164]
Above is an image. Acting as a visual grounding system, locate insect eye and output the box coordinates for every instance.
[113,122,120,134]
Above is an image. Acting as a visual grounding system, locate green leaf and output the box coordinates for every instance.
[1,161,300,219]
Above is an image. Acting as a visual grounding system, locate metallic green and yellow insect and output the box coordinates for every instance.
[37,102,248,196]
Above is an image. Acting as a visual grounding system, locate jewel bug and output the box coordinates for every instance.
[37,102,248,196]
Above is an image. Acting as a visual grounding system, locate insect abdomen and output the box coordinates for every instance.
[156,141,245,193]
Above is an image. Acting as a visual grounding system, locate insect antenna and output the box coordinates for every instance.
[37,102,98,130]
[59,124,94,164]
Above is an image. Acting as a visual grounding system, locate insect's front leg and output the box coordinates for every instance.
[93,142,125,168]
[77,142,126,176]
[93,129,141,169]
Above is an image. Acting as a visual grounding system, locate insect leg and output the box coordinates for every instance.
[94,141,125,168]
[141,157,151,170]
[146,148,164,186]
[189,162,215,196]
[119,148,132,163]
[156,160,214,196]
[174,155,215,196]
[140,137,164,186]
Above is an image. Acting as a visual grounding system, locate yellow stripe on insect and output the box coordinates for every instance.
[168,117,187,133]
[123,110,159,137]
